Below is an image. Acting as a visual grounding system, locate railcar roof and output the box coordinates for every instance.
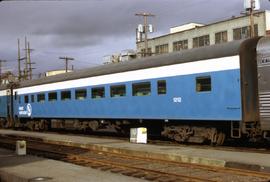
[1,39,244,90]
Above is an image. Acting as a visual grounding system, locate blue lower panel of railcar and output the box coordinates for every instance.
[0,96,7,118]
[15,69,242,121]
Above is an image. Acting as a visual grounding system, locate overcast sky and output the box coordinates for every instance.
[0,0,270,77]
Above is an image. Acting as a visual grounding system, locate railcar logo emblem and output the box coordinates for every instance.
[26,104,32,117]
[18,103,32,117]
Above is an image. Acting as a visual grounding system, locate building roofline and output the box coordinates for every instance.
[142,10,267,42]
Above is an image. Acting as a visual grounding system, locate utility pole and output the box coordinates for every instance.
[21,37,35,80]
[27,42,35,80]
[17,39,22,81]
[135,12,155,57]
[249,0,255,38]
[59,57,74,73]
[0,60,7,85]
[24,37,28,80]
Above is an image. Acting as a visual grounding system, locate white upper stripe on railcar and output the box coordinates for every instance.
[0,91,6,96]
[12,55,239,95]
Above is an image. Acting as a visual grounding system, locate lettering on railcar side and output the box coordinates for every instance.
[173,97,182,103]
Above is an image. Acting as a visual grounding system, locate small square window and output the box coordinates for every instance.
[49,92,57,101]
[75,89,87,100]
[37,93,45,102]
[196,76,211,92]
[110,85,126,97]
[157,80,166,95]
[132,82,151,96]
[92,87,105,99]
[61,91,71,101]
[24,95,29,103]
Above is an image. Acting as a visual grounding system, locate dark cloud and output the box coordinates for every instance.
[0,0,269,75]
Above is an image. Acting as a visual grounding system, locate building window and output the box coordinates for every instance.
[132,82,151,96]
[49,92,57,101]
[155,44,169,55]
[196,76,211,92]
[215,31,227,44]
[92,87,105,99]
[61,90,71,101]
[75,89,87,100]
[141,48,152,57]
[110,85,126,97]
[157,80,166,95]
[193,35,210,48]
[31,95,35,103]
[24,95,29,103]
[173,40,188,51]
[233,25,258,40]
[37,93,45,102]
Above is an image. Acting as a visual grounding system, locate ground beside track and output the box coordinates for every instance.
[0,148,147,182]
[0,129,270,182]
[0,129,270,172]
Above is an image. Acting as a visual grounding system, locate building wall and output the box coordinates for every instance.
[137,11,270,57]
[45,70,73,77]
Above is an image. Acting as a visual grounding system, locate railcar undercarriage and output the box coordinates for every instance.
[161,125,226,145]
[0,117,268,146]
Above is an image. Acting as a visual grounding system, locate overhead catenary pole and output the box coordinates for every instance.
[135,12,155,57]
[59,56,74,73]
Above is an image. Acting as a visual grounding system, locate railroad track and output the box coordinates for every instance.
[5,129,270,155]
[0,135,269,182]
[45,130,270,155]
[147,139,270,155]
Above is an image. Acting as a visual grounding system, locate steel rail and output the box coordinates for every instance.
[0,135,269,181]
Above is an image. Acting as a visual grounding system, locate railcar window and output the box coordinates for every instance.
[49,92,57,101]
[31,95,35,103]
[196,76,211,92]
[61,91,71,101]
[37,93,45,103]
[92,87,105,99]
[132,82,151,96]
[18,96,21,104]
[24,95,29,103]
[110,85,126,97]
[15,92,17,100]
[157,80,167,95]
[75,89,87,100]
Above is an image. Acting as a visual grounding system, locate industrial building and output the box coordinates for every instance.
[136,10,270,57]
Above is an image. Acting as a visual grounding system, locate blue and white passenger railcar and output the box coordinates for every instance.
[1,37,270,145]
